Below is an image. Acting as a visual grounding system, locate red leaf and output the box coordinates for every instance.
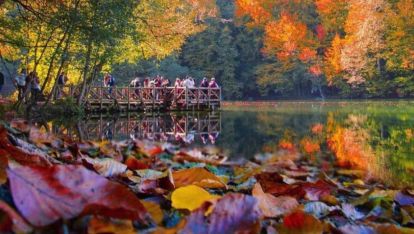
[0,126,51,167]
[278,210,324,233]
[125,157,150,170]
[302,180,336,201]
[7,164,149,226]
[255,172,284,191]
[182,193,261,233]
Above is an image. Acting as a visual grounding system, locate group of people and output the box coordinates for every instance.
[14,69,42,102]
[129,75,219,89]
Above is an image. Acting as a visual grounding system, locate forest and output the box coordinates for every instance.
[0,0,413,100]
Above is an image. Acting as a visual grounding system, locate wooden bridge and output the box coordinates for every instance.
[59,85,221,111]
[45,112,221,143]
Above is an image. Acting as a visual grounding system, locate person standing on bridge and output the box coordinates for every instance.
[56,72,66,99]
[0,72,4,96]
[30,72,41,102]
[209,77,219,88]
[14,69,26,101]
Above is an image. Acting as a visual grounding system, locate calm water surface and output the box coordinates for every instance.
[44,101,414,188]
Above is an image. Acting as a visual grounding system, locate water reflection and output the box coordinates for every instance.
[39,101,414,188]
[48,112,221,145]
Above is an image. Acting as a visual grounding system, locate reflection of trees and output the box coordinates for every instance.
[327,112,414,187]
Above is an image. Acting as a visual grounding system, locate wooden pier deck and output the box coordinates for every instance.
[61,85,221,111]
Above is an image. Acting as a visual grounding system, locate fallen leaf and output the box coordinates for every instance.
[252,183,298,217]
[339,224,375,234]
[141,200,164,225]
[395,191,414,206]
[171,185,220,211]
[7,164,149,226]
[0,200,32,233]
[341,203,365,220]
[0,126,51,167]
[125,156,149,170]
[182,193,261,234]
[29,127,63,149]
[172,167,226,189]
[304,202,333,218]
[88,216,135,234]
[83,157,127,177]
[9,119,30,133]
[302,180,336,201]
[277,210,324,234]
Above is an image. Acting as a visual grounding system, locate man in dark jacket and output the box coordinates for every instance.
[0,72,4,95]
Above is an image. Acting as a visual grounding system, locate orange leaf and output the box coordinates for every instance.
[172,168,226,189]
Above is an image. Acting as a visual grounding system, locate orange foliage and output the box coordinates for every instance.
[299,48,317,62]
[235,0,272,25]
[278,139,295,152]
[300,138,320,155]
[263,13,308,59]
[327,126,370,170]
[309,64,323,76]
[311,123,324,135]
[324,34,343,84]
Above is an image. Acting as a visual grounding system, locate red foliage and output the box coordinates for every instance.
[7,164,149,226]
[316,24,326,41]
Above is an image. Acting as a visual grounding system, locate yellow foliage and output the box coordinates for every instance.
[171,185,220,211]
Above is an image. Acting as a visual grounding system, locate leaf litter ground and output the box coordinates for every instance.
[0,119,413,233]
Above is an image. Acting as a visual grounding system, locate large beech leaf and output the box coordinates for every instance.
[171,185,220,211]
[182,193,261,234]
[252,183,298,217]
[172,167,226,189]
[7,164,149,226]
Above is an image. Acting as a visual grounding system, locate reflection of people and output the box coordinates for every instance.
[104,122,113,140]
[184,132,195,144]
[201,133,209,144]
[208,132,219,144]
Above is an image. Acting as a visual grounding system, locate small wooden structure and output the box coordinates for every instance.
[60,85,221,111]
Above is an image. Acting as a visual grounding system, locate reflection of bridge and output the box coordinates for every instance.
[60,85,221,111]
[51,112,221,144]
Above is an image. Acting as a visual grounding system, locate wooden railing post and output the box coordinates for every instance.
[185,87,188,109]
[127,87,130,110]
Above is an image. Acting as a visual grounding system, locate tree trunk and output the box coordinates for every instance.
[77,37,93,105]
[40,31,68,92]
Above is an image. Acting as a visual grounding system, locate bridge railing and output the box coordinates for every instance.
[58,85,221,107]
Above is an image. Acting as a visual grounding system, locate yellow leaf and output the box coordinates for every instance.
[171,185,220,211]
[141,200,163,225]
[172,167,226,189]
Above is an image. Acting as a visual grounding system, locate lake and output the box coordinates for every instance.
[40,100,414,188]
